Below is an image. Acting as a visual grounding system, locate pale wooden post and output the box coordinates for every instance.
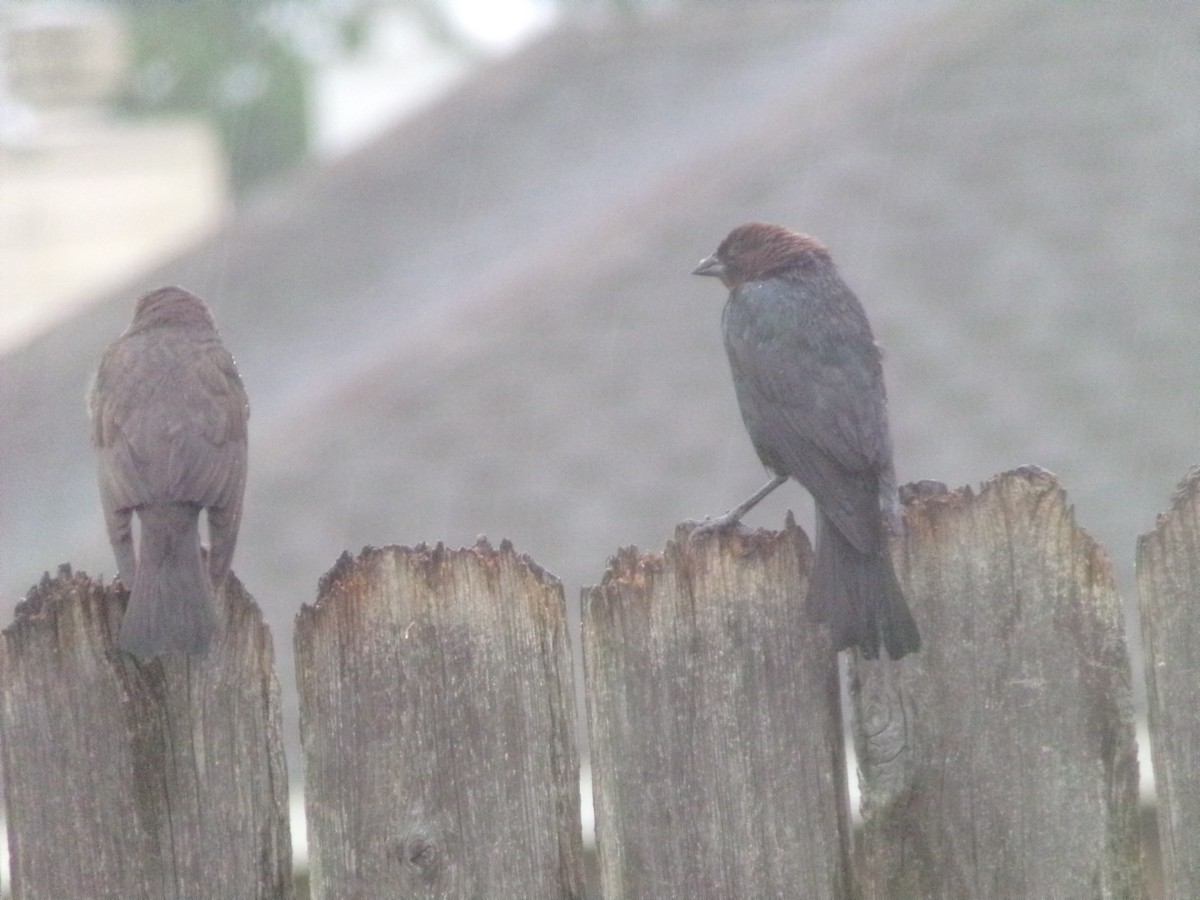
[0,566,293,899]
[854,468,1143,899]
[584,520,852,899]
[1137,467,1200,900]
[295,540,584,899]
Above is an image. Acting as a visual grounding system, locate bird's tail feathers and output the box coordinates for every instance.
[808,512,920,660]
[121,503,219,657]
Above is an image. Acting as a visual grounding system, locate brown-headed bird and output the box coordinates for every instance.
[692,223,920,659]
[89,286,249,657]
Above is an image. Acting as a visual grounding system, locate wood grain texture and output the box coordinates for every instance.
[1137,467,1200,900]
[583,519,851,900]
[295,539,583,900]
[854,468,1142,899]
[0,566,293,900]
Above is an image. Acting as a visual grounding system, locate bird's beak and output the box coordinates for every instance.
[692,255,726,279]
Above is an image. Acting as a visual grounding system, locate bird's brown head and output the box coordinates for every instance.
[131,286,217,332]
[693,222,831,290]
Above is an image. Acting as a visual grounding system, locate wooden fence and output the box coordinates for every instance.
[2,466,1196,899]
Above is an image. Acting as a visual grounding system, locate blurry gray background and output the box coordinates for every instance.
[1,0,1197,808]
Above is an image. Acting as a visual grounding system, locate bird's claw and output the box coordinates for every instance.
[687,513,751,543]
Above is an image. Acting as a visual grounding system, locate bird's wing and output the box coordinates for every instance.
[723,279,892,552]
[90,333,248,511]
[178,342,249,512]
[90,340,156,511]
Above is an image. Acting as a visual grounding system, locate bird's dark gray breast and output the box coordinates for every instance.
[720,276,894,551]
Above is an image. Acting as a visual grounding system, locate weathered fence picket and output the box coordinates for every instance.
[583,520,852,899]
[2,467,1196,899]
[294,540,584,900]
[1137,468,1200,900]
[0,568,292,899]
[853,468,1143,899]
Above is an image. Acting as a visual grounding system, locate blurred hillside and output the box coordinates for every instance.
[1,0,1197,774]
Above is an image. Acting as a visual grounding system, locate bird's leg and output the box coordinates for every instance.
[103,499,138,587]
[206,503,240,589]
[690,473,788,539]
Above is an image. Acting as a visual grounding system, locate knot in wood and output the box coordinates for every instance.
[401,832,442,881]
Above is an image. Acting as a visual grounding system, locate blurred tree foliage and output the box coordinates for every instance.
[114,1,314,196]
[108,0,623,195]
[109,0,493,195]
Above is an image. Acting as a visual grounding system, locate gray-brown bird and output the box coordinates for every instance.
[89,286,249,657]
[693,223,920,659]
